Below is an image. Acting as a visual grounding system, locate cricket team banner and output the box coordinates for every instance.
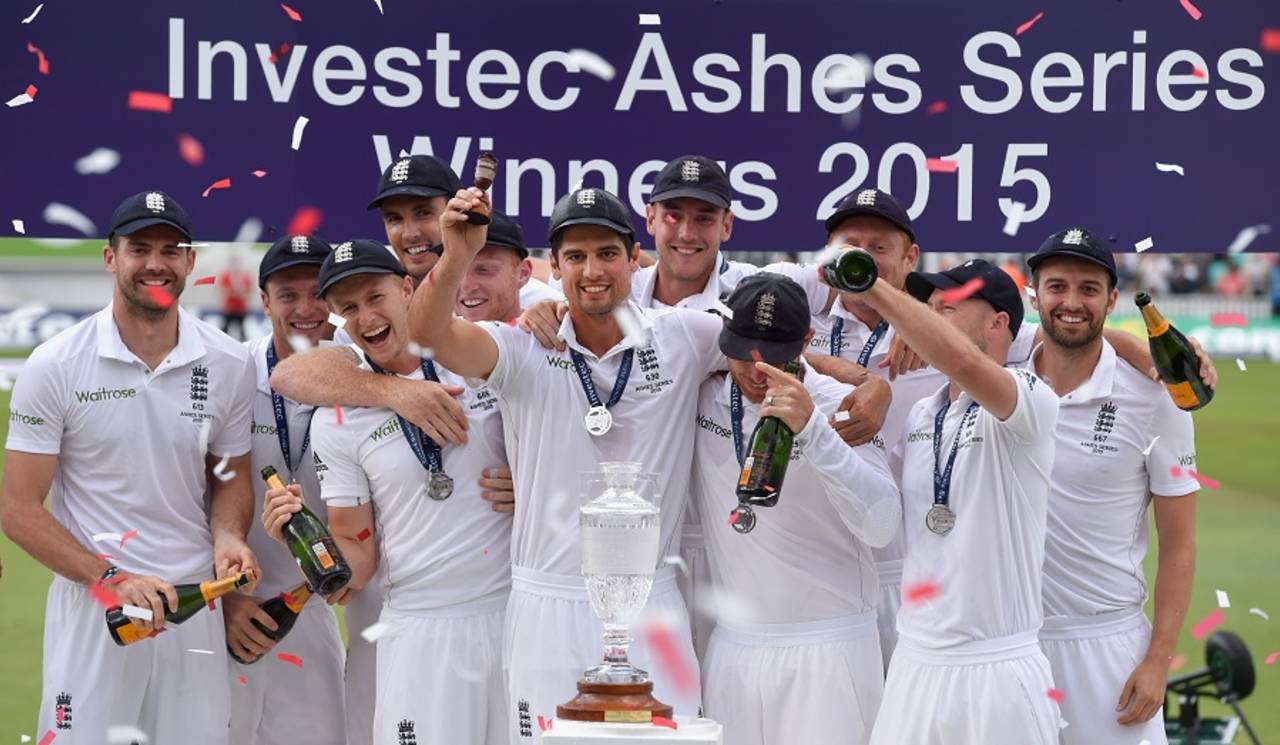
[2,0,1278,252]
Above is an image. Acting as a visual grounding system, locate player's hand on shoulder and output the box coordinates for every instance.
[111,572,179,632]
[878,334,928,381]
[479,466,515,514]
[262,483,305,543]
[832,375,892,447]
[222,592,279,663]
[387,376,469,445]
[516,299,569,352]
[804,353,870,387]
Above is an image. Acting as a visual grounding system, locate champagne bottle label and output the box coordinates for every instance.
[737,456,755,488]
[1165,381,1199,409]
[113,620,156,646]
[312,540,337,570]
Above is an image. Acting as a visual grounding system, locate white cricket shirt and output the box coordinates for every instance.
[6,306,255,583]
[894,366,1059,648]
[690,368,900,624]
[630,254,760,311]
[1028,340,1198,620]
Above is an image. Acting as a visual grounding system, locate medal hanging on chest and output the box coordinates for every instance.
[570,348,634,438]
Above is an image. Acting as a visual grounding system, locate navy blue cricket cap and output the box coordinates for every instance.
[317,239,408,297]
[109,190,192,242]
[1026,227,1118,287]
[824,187,914,244]
[485,210,528,259]
[548,188,636,245]
[719,272,812,362]
[367,155,461,211]
[649,155,732,210]
[258,234,332,289]
[906,259,1024,338]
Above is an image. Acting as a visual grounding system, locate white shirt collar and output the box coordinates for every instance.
[636,254,729,311]
[557,299,655,362]
[96,303,206,372]
[1030,338,1117,403]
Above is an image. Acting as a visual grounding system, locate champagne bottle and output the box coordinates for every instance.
[819,248,879,293]
[262,465,352,596]
[105,569,256,646]
[227,582,312,665]
[735,360,806,513]
[1135,292,1213,411]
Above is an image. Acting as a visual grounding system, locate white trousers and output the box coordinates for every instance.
[702,613,884,745]
[504,566,702,745]
[345,584,382,745]
[870,632,1061,745]
[1041,608,1167,745]
[39,575,232,744]
[675,525,714,665]
[374,596,508,745]
[228,602,347,744]
[874,560,902,674]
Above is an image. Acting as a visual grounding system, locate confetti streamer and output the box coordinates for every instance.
[197,418,213,455]
[1179,0,1202,21]
[213,455,236,482]
[38,731,54,745]
[373,0,384,14]
[1216,590,1230,608]
[360,622,391,643]
[119,529,139,547]
[202,178,232,198]
[939,278,985,304]
[925,158,959,173]
[106,725,150,745]
[1210,313,1248,327]
[334,405,344,426]
[21,3,43,23]
[327,312,347,330]
[356,527,372,542]
[1262,29,1280,53]
[662,555,690,577]
[1015,11,1045,36]
[639,13,661,24]
[926,100,947,115]
[1191,608,1225,640]
[904,580,940,604]
[194,276,216,286]
[13,219,25,233]
[252,169,268,178]
[281,3,302,21]
[1141,436,1160,456]
[178,134,205,167]
[286,206,323,235]
[1155,162,1185,176]
[1226,224,1270,254]
[127,91,173,113]
[186,648,215,655]
[27,42,49,75]
[1002,201,1027,237]
[6,84,37,107]
[121,605,154,621]
[1266,651,1280,665]
[653,717,678,729]
[144,286,175,309]
[1047,688,1065,703]
[290,115,309,150]
[567,49,616,81]
[1135,237,1154,253]
[1249,608,1268,621]
[74,147,122,175]
[277,652,304,667]
[1190,470,1220,490]
[93,531,125,543]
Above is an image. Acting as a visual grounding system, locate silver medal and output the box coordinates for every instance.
[427,471,454,501]
[925,504,956,535]
[584,405,613,437]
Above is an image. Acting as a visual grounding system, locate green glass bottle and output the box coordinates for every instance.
[1135,293,1213,411]
[261,466,352,596]
[228,582,312,665]
[732,360,806,534]
[105,569,255,646]
[819,248,879,293]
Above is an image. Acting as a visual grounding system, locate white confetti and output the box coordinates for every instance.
[233,217,264,246]
[567,49,616,81]
[662,555,689,577]
[12,219,24,234]
[612,303,648,345]
[710,301,734,320]
[287,333,313,355]
[121,604,154,621]
[43,202,97,236]
[1236,358,1247,372]
[107,724,151,745]
[0,372,13,392]
[1058,717,1069,730]
[74,147,122,175]
[1249,607,1269,621]
[176,242,210,248]
[405,342,433,359]
[93,531,124,543]
[638,13,661,24]
[21,3,43,23]
[21,736,32,744]
[834,410,851,423]
[1155,162,1185,176]
[1134,236,1154,253]
[213,455,236,482]
[372,0,383,13]
[1141,436,1160,456]
[1024,286,1037,299]
[6,91,34,108]
[1216,589,1230,608]
[186,648,215,655]
[1226,223,1271,254]
[327,312,347,330]
[1002,201,1027,237]
[290,115,309,150]
[360,621,391,643]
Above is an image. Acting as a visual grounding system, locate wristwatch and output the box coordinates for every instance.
[99,565,121,584]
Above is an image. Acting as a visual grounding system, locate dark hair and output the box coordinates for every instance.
[1031,262,1117,292]
[549,226,631,257]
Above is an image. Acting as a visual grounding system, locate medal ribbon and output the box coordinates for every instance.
[265,340,314,478]
[931,398,980,508]
[729,382,748,466]
[830,318,889,367]
[368,356,445,474]
[569,348,634,412]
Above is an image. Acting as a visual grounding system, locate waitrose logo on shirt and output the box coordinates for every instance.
[75,386,137,403]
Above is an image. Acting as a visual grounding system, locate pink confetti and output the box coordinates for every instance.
[1170,465,1182,478]
[1263,29,1280,53]
[1210,312,1248,327]
[95,553,117,561]
[926,100,947,115]
[653,716,678,729]
[177,133,205,167]
[194,276,216,286]
[268,42,292,64]
[280,3,302,21]
[727,511,739,526]
[1047,688,1065,703]
[1015,10,1045,36]
[238,675,248,685]
[537,715,550,732]
[252,170,267,178]
[1169,653,1187,672]
[1265,651,1280,665]
[334,405,344,426]
[89,582,121,609]
[119,529,139,548]
[749,349,763,363]
[926,158,959,173]
[641,623,699,695]
[38,730,55,745]
[1190,471,1220,490]
[281,591,298,607]
[276,652,304,667]
[940,278,985,304]
[356,527,372,542]
[26,42,49,75]
[904,581,940,604]
[286,206,323,236]
[202,178,232,198]
[482,547,490,556]
[127,90,172,113]
[145,286,175,309]
[1179,0,1202,21]
[1191,67,1206,79]
[26,83,37,98]
[1191,608,1225,640]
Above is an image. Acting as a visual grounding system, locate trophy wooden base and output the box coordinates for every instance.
[556,681,673,723]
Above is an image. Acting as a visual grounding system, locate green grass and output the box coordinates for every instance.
[0,238,105,259]
[1,365,1278,737]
